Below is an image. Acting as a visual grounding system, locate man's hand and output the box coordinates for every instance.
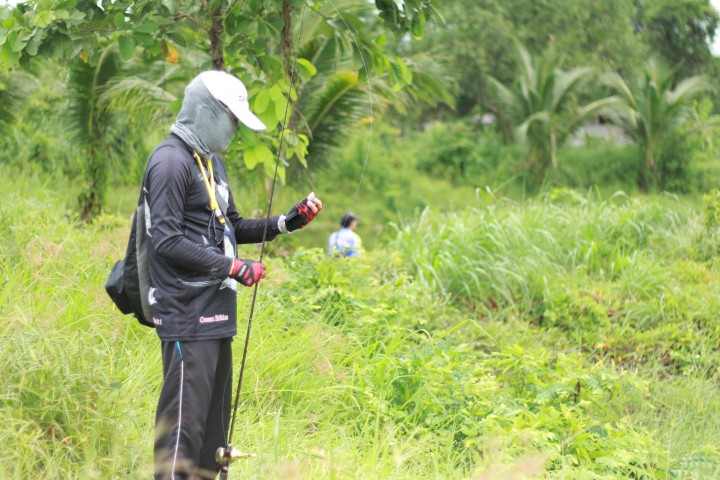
[281,192,323,233]
[229,259,266,287]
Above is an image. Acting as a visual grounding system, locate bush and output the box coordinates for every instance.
[551,140,642,192]
[414,122,522,185]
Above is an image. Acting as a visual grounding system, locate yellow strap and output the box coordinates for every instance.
[193,151,225,224]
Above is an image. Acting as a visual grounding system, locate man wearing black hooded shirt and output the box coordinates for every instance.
[146,71,322,479]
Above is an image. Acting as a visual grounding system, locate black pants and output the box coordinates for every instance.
[154,339,233,480]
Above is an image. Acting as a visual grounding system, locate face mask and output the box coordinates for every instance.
[170,77,239,157]
[203,106,239,154]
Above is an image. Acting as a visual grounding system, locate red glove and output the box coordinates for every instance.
[230,259,266,287]
[284,195,322,232]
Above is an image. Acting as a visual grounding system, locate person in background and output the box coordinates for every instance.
[328,212,362,257]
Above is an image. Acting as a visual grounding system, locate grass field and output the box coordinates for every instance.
[2,176,720,479]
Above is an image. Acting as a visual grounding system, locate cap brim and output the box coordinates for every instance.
[228,102,266,131]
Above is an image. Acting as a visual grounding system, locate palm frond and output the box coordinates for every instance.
[399,53,456,111]
[601,72,635,106]
[66,45,121,147]
[551,67,593,112]
[0,71,37,135]
[604,57,713,171]
[101,76,177,121]
[561,96,624,142]
[666,76,712,105]
[302,70,377,158]
[516,111,551,142]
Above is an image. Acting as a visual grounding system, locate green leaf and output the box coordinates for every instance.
[285,133,298,147]
[296,58,317,79]
[113,12,126,28]
[134,21,159,33]
[25,29,47,56]
[269,86,288,121]
[118,35,135,61]
[275,95,288,122]
[34,11,56,29]
[255,90,279,129]
[400,59,413,85]
[244,143,273,169]
[1,41,19,69]
[238,127,258,147]
[11,31,29,52]
[133,33,154,47]
[254,89,271,114]
[269,85,285,103]
[410,11,425,39]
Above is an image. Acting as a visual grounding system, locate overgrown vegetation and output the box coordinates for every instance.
[3,174,720,478]
[3,1,720,478]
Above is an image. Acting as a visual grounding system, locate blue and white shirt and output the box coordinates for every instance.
[328,228,362,257]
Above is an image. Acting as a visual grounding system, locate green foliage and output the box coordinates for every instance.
[394,192,692,311]
[1,0,452,215]
[295,0,454,160]
[0,70,33,134]
[67,45,123,220]
[703,189,720,228]
[6,177,720,478]
[491,46,619,181]
[393,190,720,381]
[638,0,720,78]
[412,0,644,117]
[374,0,442,38]
[551,141,642,192]
[603,58,713,189]
[414,121,520,183]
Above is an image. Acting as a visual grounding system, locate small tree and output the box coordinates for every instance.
[491,46,618,181]
[602,58,712,188]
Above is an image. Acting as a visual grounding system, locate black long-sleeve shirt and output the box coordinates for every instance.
[144,135,280,341]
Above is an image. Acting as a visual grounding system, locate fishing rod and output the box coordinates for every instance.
[218,0,375,475]
[217,3,308,478]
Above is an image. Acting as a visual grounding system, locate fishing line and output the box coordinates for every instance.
[322,0,374,207]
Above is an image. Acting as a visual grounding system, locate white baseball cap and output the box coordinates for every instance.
[200,70,267,132]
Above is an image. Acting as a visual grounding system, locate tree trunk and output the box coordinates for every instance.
[280,0,294,80]
[79,143,106,221]
[645,143,655,170]
[527,144,546,186]
[280,0,297,129]
[208,2,225,70]
[550,129,557,169]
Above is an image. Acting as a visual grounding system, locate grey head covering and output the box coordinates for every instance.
[171,75,239,158]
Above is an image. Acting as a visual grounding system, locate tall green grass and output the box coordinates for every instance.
[3,177,720,478]
[395,187,720,477]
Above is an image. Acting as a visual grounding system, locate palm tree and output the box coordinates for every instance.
[68,43,190,220]
[295,0,454,159]
[491,46,619,180]
[67,45,124,220]
[602,59,712,184]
